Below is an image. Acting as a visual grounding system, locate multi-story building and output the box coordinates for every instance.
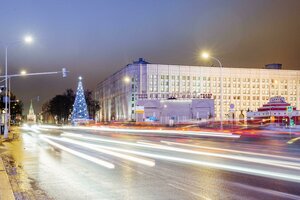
[95,58,300,122]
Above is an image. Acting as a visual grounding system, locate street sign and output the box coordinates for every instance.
[135,106,144,114]
[287,106,293,113]
[229,104,234,112]
[2,96,10,103]
[290,119,295,126]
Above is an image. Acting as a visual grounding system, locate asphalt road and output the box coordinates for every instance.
[4,125,300,200]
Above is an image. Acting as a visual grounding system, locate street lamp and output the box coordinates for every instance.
[3,35,34,138]
[20,70,27,75]
[24,35,34,44]
[123,76,130,84]
[201,52,223,129]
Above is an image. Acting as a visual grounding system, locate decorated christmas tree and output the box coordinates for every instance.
[71,76,89,124]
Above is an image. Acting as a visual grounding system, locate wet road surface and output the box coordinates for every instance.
[2,125,300,200]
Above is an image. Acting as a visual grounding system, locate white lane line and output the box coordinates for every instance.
[39,136,115,169]
[116,163,145,175]
[229,182,300,200]
[161,140,300,162]
[43,135,155,167]
[168,183,211,200]
[168,183,186,191]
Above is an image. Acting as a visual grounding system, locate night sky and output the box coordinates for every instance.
[0,0,300,113]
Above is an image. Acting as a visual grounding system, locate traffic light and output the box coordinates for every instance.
[62,68,68,78]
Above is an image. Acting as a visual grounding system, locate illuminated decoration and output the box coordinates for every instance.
[71,76,89,124]
[247,96,300,125]
[27,100,36,124]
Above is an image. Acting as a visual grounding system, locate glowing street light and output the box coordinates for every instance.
[123,76,131,83]
[3,35,34,138]
[201,52,210,59]
[20,70,27,75]
[24,35,34,44]
[201,51,224,129]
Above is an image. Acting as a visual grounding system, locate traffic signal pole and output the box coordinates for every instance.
[0,68,69,138]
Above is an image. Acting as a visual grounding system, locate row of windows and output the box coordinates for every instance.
[147,91,298,101]
[149,75,299,83]
[149,86,298,94]
[149,81,298,89]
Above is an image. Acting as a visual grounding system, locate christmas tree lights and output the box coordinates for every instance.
[71,76,89,124]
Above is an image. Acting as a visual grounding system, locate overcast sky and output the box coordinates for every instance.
[0,0,299,112]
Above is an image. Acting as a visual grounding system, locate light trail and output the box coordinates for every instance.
[56,138,300,183]
[39,136,115,169]
[137,141,300,170]
[62,132,164,148]
[42,135,155,167]
[38,124,240,138]
[287,137,300,144]
[22,124,41,133]
[161,141,300,162]
[62,132,300,169]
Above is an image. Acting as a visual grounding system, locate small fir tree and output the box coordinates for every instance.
[71,76,89,124]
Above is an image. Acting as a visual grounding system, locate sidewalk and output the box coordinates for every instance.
[0,157,15,200]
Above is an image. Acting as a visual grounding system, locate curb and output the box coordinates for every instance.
[0,157,15,200]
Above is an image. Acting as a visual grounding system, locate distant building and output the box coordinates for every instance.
[95,58,300,122]
[247,96,300,124]
[27,101,36,124]
[136,98,214,124]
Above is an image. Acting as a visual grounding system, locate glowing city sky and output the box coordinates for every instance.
[0,0,299,112]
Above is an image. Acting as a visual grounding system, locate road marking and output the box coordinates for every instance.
[168,183,186,191]
[287,137,300,144]
[228,182,300,200]
[168,183,211,200]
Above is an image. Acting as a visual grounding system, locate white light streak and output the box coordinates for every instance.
[43,135,155,167]
[52,138,300,183]
[137,141,300,170]
[39,136,115,169]
[62,132,300,170]
[58,125,240,138]
[161,141,300,162]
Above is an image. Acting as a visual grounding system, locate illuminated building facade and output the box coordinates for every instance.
[247,96,300,125]
[95,59,300,122]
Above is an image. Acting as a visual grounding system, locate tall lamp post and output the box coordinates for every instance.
[201,52,223,129]
[3,35,33,138]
